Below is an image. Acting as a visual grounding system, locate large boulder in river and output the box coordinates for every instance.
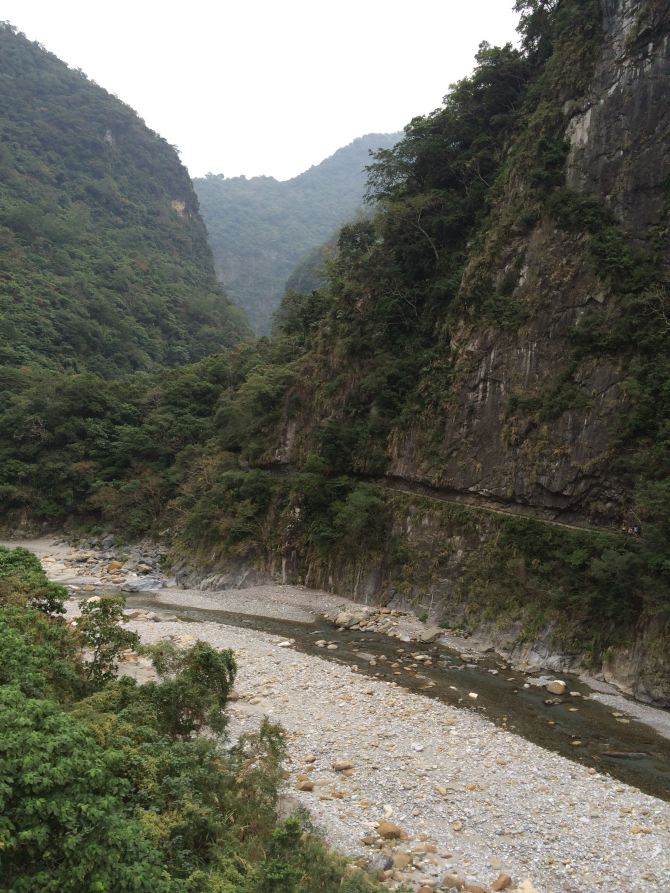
[416,625,443,643]
[121,576,164,592]
[335,611,355,627]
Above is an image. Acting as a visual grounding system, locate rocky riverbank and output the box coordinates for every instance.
[128,616,670,893]
[4,537,670,891]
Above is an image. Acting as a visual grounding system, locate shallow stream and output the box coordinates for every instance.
[129,590,670,802]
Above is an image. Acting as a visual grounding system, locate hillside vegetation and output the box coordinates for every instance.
[1,0,669,696]
[194,133,400,333]
[0,545,387,892]
[0,22,248,376]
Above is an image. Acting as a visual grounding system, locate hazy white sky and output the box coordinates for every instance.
[2,1,520,180]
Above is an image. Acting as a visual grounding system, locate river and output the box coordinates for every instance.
[131,589,670,801]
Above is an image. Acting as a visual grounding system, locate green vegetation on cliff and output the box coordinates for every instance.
[193,134,400,334]
[1,1,669,693]
[0,22,248,375]
[0,546,384,892]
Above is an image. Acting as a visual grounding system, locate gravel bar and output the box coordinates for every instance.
[7,537,670,892]
[132,616,670,893]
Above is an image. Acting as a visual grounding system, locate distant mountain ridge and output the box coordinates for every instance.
[0,22,248,376]
[194,133,401,333]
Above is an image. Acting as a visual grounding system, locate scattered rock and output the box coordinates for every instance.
[295,780,314,792]
[376,820,403,840]
[545,680,567,695]
[392,852,412,869]
[491,873,512,891]
[335,611,355,627]
[332,760,354,772]
[441,875,465,890]
[368,852,393,874]
[121,576,164,592]
[416,625,442,643]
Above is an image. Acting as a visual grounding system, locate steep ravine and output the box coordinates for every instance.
[249,0,670,707]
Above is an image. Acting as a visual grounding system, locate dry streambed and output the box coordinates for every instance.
[134,620,669,893]
[6,538,670,893]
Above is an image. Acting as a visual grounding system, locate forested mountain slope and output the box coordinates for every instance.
[180,0,669,700]
[2,0,669,701]
[193,133,400,333]
[0,23,248,375]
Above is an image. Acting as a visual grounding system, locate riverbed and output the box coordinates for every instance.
[5,537,670,893]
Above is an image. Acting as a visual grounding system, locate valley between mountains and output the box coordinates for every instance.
[2,1,670,890]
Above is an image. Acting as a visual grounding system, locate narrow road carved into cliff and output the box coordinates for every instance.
[268,464,623,538]
[362,475,621,537]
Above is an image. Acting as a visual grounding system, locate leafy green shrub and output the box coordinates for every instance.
[0,547,388,892]
[76,596,140,685]
[0,687,178,893]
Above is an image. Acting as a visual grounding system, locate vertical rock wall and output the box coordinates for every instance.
[566,0,670,251]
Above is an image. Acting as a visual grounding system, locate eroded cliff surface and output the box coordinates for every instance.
[566,0,670,247]
[215,0,669,699]
[276,0,669,528]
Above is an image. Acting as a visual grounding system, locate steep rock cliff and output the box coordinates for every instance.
[197,0,670,700]
[566,0,670,247]
[276,0,669,528]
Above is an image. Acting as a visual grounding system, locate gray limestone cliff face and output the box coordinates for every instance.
[566,0,670,254]
[262,3,670,698]
[274,1,668,526]
[386,0,669,523]
[388,223,628,522]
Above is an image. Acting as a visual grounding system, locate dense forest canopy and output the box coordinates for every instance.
[194,133,400,334]
[0,22,248,376]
